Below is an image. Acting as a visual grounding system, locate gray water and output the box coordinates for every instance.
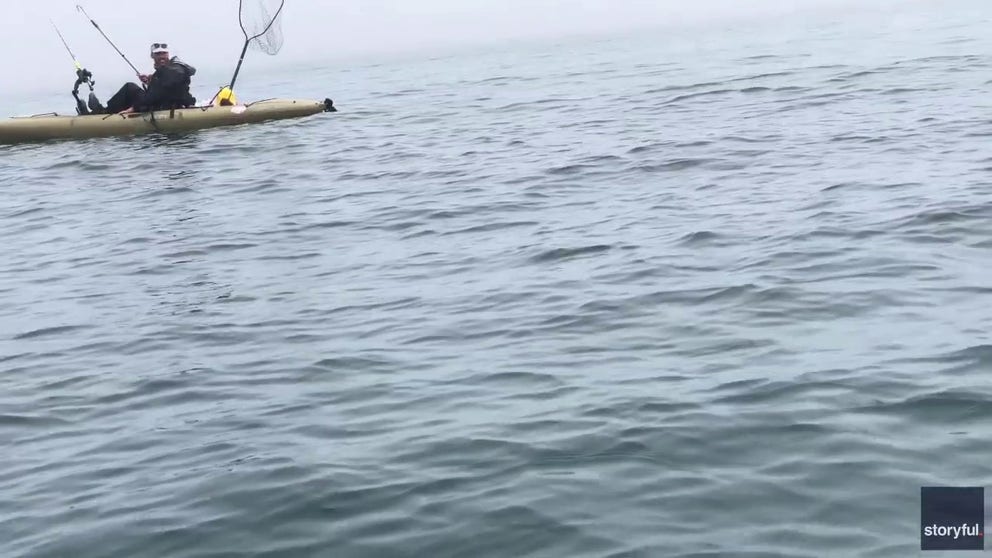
[3,3,992,557]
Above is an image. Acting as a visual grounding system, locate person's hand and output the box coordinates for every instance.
[139,74,150,85]
[118,107,135,115]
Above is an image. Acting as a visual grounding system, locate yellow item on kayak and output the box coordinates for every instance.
[215,87,238,106]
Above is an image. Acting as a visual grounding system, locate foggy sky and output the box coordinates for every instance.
[1,0,930,97]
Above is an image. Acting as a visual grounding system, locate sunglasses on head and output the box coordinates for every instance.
[151,43,169,51]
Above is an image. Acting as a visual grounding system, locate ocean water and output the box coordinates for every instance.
[3,2,992,557]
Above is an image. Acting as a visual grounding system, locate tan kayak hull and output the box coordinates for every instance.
[0,99,328,145]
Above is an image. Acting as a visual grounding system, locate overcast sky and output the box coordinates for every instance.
[0,0,937,96]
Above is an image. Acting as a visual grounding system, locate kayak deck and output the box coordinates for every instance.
[0,98,335,145]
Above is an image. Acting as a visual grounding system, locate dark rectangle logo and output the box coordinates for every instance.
[921,487,984,551]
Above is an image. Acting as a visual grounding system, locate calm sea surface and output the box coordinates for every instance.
[3,2,992,557]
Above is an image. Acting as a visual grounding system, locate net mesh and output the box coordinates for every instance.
[241,0,285,55]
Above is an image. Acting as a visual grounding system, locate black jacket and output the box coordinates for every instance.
[139,57,197,111]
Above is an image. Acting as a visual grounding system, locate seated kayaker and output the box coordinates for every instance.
[100,42,197,115]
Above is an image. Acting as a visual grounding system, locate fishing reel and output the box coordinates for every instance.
[73,67,95,95]
[71,67,103,116]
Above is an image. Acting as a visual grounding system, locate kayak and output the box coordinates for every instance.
[0,98,336,145]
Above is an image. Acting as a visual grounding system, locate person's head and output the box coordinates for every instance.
[150,43,170,68]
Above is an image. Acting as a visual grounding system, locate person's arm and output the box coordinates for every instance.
[142,66,188,109]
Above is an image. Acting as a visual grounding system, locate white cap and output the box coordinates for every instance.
[150,42,169,54]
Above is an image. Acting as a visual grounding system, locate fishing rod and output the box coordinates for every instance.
[75,4,143,80]
[51,20,87,76]
[51,20,97,115]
